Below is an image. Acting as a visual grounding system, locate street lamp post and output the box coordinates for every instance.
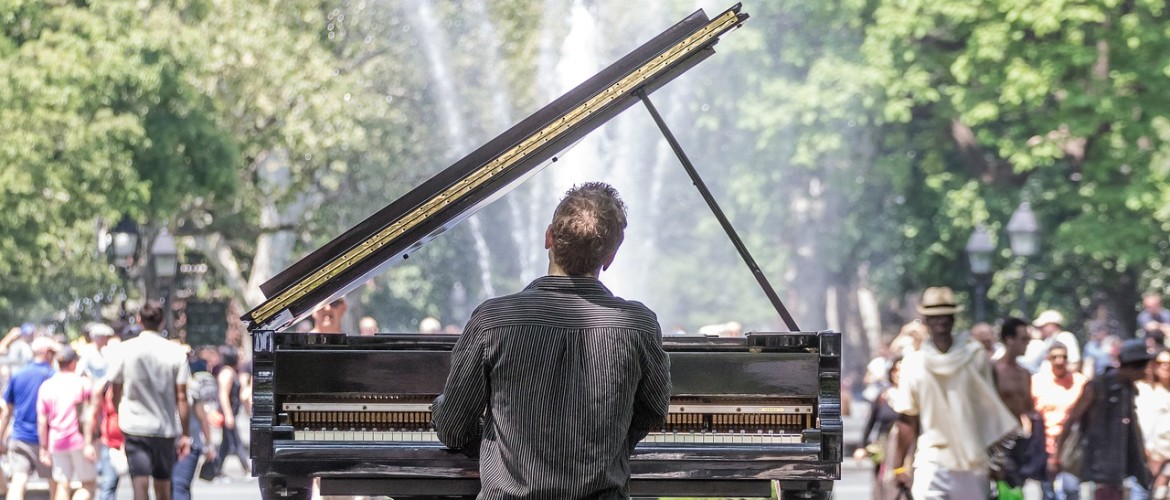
[966,224,995,323]
[107,215,139,320]
[151,229,178,338]
[1007,201,1040,317]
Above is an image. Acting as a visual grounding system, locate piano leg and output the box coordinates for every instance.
[259,476,313,500]
[777,480,833,500]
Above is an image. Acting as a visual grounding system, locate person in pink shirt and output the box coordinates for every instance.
[1032,342,1087,500]
[37,346,96,500]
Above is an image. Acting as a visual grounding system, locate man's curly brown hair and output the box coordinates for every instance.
[549,182,627,276]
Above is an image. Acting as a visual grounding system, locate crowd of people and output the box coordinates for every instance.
[0,300,252,500]
[858,288,1170,500]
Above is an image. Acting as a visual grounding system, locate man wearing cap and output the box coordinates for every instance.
[78,322,117,381]
[0,323,37,366]
[890,286,1019,500]
[1,335,61,500]
[38,346,97,500]
[1056,338,1154,499]
[1022,310,1082,374]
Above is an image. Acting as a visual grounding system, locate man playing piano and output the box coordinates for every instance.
[432,182,672,499]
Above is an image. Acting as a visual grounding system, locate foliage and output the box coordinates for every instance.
[0,0,236,325]
[861,0,1170,331]
[6,0,1170,344]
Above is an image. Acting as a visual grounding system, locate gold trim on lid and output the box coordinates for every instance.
[250,8,744,327]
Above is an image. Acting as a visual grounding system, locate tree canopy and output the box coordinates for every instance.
[4,0,1170,355]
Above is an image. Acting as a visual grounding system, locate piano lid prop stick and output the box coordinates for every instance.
[635,87,800,332]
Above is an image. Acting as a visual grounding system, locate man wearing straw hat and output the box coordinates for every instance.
[890,286,1020,500]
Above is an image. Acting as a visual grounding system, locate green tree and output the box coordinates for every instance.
[862,0,1170,332]
[0,0,236,326]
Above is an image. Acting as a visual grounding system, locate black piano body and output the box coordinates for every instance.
[250,331,841,499]
[245,3,842,498]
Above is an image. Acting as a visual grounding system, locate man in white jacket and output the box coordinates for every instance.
[891,286,1020,500]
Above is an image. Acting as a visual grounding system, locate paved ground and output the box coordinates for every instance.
[129,463,873,500]
[11,457,872,499]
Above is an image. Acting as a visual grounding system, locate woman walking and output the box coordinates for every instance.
[212,347,249,477]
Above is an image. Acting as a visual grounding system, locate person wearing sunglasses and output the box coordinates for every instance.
[310,297,348,334]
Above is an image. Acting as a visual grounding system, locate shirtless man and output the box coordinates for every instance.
[995,317,1034,419]
[993,317,1044,492]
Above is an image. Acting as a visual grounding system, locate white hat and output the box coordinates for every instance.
[1033,310,1064,328]
[89,323,115,337]
[30,336,61,354]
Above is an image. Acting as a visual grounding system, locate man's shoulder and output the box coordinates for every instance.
[37,372,61,391]
[13,362,52,379]
[488,287,656,314]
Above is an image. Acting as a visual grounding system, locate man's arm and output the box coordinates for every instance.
[860,395,881,445]
[887,361,920,486]
[218,368,235,430]
[627,329,670,452]
[892,414,919,482]
[176,382,191,460]
[82,379,106,461]
[431,312,489,452]
[37,390,51,466]
[0,327,21,355]
[111,382,122,408]
[175,355,192,459]
[1062,333,1083,372]
[0,403,10,453]
[192,400,216,461]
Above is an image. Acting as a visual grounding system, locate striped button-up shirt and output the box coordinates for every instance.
[432,275,671,500]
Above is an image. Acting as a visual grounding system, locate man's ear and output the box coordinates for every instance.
[600,248,619,272]
[601,238,623,271]
[544,226,553,250]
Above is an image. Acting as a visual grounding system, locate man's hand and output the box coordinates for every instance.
[176,436,192,461]
[39,447,52,467]
[224,412,235,430]
[893,466,912,488]
[83,442,98,462]
[204,446,216,461]
[1048,458,1061,478]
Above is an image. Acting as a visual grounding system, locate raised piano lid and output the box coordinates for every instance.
[243,4,750,332]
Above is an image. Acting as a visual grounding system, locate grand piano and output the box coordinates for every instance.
[244,4,842,499]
